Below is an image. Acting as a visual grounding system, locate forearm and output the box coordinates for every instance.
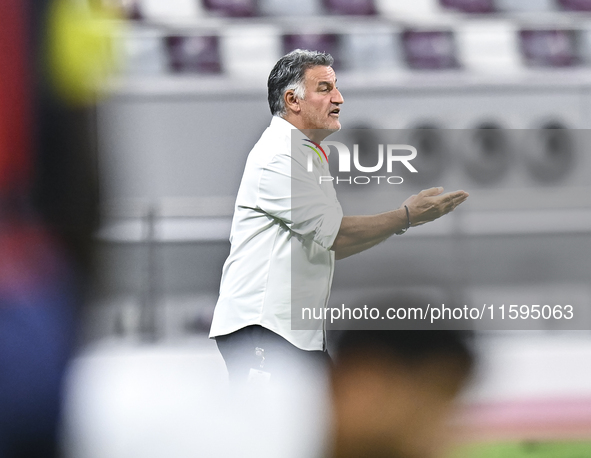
[330,187,469,260]
[331,209,408,259]
[334,234,390,260]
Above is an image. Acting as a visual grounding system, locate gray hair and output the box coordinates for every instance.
[267,49,334,116]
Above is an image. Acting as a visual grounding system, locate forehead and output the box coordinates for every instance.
[303,65,336,85]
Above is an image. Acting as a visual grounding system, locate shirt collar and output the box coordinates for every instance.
[270,116,331,157]
[270,115,297,135]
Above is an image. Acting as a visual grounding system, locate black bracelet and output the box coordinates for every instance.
[396,205,411,235]
[404,204,411,228]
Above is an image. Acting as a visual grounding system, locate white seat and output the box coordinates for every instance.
[495,0,556,12]
[258,0,322,16]
[340,26,403,71]
[119,27,168,76]
[220,25,281,79]
[456,20,523,74]
[139,0,204,20]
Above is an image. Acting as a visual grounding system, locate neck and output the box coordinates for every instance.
[280,114,334,143]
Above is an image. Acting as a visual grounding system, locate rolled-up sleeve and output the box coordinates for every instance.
[256,153,343,250]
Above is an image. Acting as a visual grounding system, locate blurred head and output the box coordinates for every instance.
[267,49,344,137]
[330,328,474,458]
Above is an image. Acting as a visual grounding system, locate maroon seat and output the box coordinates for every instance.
[202,0,257,17]
[323,0,376,15]
[557,0,591,11]
[401,30,459,70]
[283,34,342,69]
[440,0,495,13]
[519,29,579,67]
[165,35,222,74]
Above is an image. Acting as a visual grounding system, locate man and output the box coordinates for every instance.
[209,49,469,382]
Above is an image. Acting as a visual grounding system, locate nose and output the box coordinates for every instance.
[332,87,344,105]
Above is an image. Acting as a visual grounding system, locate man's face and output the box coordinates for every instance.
[298,65,344,132]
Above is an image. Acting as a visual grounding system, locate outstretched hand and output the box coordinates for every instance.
[401,187,469,227]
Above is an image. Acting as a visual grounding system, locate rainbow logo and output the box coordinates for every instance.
[302,139,328,163]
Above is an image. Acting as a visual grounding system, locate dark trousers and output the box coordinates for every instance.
[215,325,330,384]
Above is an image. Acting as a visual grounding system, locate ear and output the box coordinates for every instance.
[284,89,301,114]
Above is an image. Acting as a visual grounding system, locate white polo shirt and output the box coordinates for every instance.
[209,116,343,351]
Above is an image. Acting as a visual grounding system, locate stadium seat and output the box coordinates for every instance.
[495,0,555,12]
[165,35,222,73]
[323,0,376,15]
[401,30,459,70]
[221,25,281,78]
[340,27,401,71]
[557,0,591,11]
[202,0,257,17]
[122,29,168,75]
[519,29,579,67]
[139,0,204,20]
[455,20,522,73]
[440,0,495,13]
[461,123,512,185]
[375,0,447,20]
[403,126,448,185]
[283,34,342,69]
[522,122,575,184]
[258,0,322,16]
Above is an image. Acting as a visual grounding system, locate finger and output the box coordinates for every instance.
[453,190,469,203]
[420,186,444,197]
[437,191,468,213]
[442,191,468,205]
[443,190,469,200]
[451,193,469,210]
[457,193,469,203]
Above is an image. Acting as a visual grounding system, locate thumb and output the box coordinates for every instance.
[421,186,444,197]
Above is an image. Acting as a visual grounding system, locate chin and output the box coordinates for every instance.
[326,121,341,132]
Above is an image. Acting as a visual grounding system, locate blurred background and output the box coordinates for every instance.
[3,0,591,457]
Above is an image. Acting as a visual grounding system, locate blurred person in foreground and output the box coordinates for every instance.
[329,327,475,458]
[0,0,107,456]
[209,49,469,383]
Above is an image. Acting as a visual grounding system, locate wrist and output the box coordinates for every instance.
[395,205,411,235]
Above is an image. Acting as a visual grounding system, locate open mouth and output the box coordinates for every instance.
[330,108,340,116]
